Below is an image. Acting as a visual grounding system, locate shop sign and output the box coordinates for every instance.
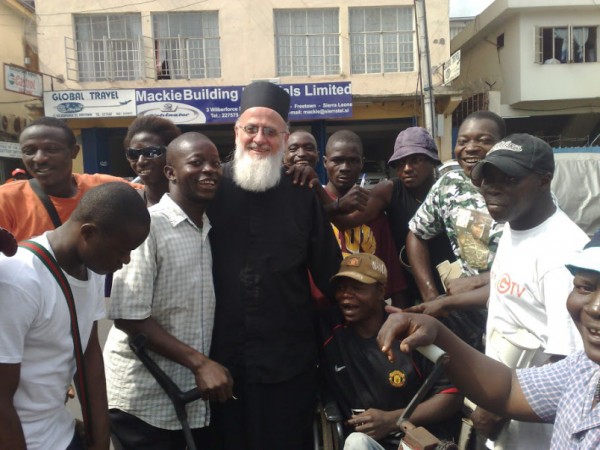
[0,141,21,159]
[43,89,137,119]
[135,82,352,124]
[4,64,43,98]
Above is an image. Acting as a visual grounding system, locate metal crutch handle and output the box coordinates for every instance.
[398,345,447,424]
[396,345,458,449]
[129,334,204,450]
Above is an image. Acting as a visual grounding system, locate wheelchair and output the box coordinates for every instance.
[316,345,459,450]
[130,334,457,450]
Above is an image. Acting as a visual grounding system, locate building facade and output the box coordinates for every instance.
[0,0,39,179]
[32,0,459,178]
[450,0,600,146]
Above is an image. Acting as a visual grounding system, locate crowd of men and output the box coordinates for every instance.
[0,80,598,450]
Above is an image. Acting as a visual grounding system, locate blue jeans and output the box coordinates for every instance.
[66,427,85,450]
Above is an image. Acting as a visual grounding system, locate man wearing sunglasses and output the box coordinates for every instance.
[0,117,139,242]
[123,115,181,208]
[207,81,341,450]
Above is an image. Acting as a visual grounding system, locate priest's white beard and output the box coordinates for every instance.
[232,144,283,192]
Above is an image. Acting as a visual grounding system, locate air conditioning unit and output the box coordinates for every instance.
[12,116,24,134]
[0,115,9,133]
[4,115,23,135]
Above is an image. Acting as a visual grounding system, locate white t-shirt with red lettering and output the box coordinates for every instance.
[485,207,588,450]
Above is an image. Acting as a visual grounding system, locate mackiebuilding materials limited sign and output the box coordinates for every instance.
[135,82,352,124]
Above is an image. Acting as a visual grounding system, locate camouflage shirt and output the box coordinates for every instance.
[408,170,504,275]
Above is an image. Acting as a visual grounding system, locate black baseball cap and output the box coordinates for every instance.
[471,133,554,186]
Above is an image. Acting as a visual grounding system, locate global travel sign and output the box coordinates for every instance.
[135,82,352,124]
[44,89,137,119]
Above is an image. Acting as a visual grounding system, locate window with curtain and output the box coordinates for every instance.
[274,9,340,76]
[152,12,221,80]
[537,26,597,64]
[349,7,414,74]
[573,26,597,63]
[74,14,143,81]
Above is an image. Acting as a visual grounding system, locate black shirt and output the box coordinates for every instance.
[386,179,455,294]
[208,164,342,383]
[320,310,460,446]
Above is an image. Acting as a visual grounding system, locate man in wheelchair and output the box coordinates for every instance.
[320,253,463,449]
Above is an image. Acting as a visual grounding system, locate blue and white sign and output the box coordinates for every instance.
[44,89,137,119]
[136,82,352,124]
[286,82,352,121]
[0,141,21,159]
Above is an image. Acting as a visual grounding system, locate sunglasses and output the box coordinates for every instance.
[237,124,287,138]
[126,145,167,161]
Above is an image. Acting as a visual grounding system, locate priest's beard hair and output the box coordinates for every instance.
[232,144,283,192]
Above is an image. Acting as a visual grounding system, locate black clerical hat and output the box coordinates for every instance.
[240,81,290,121]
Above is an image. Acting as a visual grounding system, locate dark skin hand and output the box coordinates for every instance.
[346,395,462,441]
[470,407,508,440]
[347,408,399,441]
[286,164,321,189]
[405,295,450,318]
[115,317,233,402]
[286,165,369,216]
[445,272,490,296]
[377,307,539,423]
[336,185,370,215]
[405,284,489,317]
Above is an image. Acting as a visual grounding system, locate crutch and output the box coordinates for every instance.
[397,345,458,450]
[129,334,204,450]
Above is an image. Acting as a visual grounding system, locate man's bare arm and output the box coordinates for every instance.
[0,363,26,450]
[378,310,539,422]
[114,317,233,402]
[446,272,490,296]
[406,284,490,317]
[331,181,392,228]
[406,231,440,302]
[80,322,110,450]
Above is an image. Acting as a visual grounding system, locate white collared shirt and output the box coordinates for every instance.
[104,194,215,430]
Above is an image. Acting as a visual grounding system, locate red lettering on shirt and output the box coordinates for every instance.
[496,273,525,298]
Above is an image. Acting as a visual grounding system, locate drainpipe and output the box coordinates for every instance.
[415,0,437,138]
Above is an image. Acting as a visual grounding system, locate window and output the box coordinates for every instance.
[275,9,339,76]
[74,14,143,81]
[349,7,414,74]
[536,26,597,64]
[572,27,597,62]
[153,12,221,80]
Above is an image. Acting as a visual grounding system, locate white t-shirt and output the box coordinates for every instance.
[485,208,588,450]
[0,234,105,450]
